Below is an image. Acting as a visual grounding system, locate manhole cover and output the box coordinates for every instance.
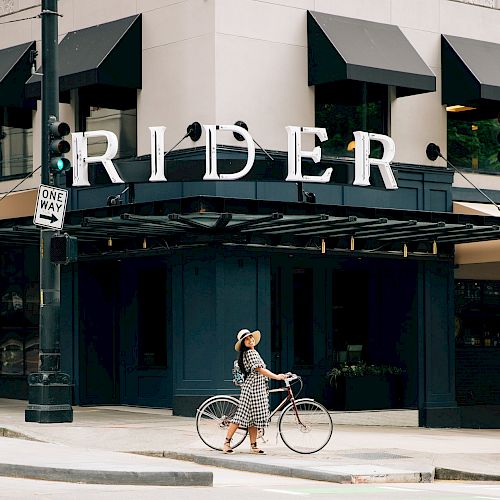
[341,452,410,460]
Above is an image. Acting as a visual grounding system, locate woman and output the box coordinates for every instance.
[224,328,287,454]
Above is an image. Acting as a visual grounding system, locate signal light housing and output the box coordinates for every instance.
[48,116,71,173]
[50,233,78,265]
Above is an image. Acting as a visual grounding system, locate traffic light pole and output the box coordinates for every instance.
[25,0,73,423]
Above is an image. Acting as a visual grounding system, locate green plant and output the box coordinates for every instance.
[326,362,405,386]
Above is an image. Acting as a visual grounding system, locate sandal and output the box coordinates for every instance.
[250,442,265,455]
[223,437,234,454]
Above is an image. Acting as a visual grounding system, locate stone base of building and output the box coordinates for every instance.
[460,404,500,428]
[420,406,461,428]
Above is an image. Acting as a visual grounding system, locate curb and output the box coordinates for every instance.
[435,468,500,482]
[160,451,434,484]
[0,428,41,442]
[0,462,213,486]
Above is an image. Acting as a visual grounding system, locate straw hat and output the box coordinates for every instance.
[234,328,261,351]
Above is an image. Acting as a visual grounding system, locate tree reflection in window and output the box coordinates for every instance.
[315,82,388,160]
[448,114,500,172]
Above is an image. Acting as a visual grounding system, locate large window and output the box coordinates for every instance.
[74,90,137,185]
[0,107,33,178]
[448,112,500,172]
[315,83,389,159]
[86,107,137,159]
[0,246,39,376]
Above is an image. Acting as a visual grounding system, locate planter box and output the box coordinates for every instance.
[325,374,400,410]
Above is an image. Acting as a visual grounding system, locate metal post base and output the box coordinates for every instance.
[25,372,73,423]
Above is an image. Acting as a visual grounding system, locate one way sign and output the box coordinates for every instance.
[33,185,68,230]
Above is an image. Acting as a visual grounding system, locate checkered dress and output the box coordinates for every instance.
[231,349,270,428]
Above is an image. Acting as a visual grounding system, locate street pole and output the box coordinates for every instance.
[25,0,73,423]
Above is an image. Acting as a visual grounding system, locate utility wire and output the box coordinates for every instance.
[0,13,39,24]
[0,165,41,204]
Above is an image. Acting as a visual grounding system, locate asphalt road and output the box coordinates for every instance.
[0,468,499,499]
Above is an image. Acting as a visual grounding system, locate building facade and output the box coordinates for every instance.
[0,0,499,427]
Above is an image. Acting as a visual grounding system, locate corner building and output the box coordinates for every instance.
[0,0,499,427]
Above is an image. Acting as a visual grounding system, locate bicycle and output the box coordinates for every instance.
[195,373,333,454]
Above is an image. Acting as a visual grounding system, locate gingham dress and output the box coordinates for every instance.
[231,349,270,428]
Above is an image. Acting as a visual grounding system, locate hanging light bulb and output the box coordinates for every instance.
[432,240,437,255]
[107,237,112,248]
[143,238,147,249]
[403,243,408,258]
[350,236,355,251]
[321,239,326,254]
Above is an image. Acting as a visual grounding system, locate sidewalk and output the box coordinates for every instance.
[0,398,499,485]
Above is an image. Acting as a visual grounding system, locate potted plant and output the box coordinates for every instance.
[325,362,405,410]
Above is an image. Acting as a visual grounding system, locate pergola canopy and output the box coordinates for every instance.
[1,197,500,260]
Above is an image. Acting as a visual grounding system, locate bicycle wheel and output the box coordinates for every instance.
[196,396,248,451]
[278,399,333,454]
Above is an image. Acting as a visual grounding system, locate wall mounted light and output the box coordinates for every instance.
[187,122,202,142]
[350,236,355,251]
[446,105,476,112]
[403,243,408,258]
[107,237,112,248]
[233,121,248,141]
[321,239,326,254]
[143,238,147,249]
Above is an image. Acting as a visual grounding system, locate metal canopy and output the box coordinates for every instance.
[442,34,500,111]
[307,11,436,97]
[0,41,36,108]
[25,15,141,99]
[2,201,500,259]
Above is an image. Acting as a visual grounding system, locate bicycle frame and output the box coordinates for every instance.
[268,376,305,427]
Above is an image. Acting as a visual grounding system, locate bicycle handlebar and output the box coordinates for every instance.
[284,372,300,387]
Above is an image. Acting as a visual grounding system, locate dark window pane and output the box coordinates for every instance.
[448,115,500,172]
[315,83,388,159]
[293,268,314,366]
[86,107,137,159]
[0,247,39,375]
[0,107,33,177]
[138,267,167,368]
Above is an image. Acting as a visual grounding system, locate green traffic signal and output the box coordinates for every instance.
[48,116,71,173]
[50,157,71,172]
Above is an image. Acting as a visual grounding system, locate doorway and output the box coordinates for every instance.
[78,258,172,407]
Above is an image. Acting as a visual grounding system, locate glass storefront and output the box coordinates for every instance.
[455,280,500,347]
[0,247,39,376]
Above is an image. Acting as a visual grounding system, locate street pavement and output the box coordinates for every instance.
[0,398,499,486]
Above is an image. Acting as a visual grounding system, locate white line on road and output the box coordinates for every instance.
[263,489,309,496]
[379,486,425,492]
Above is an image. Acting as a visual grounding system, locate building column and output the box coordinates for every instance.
[419,260,461,427]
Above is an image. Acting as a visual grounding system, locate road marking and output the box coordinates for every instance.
[263,489,309,496]
[379,486,423,492]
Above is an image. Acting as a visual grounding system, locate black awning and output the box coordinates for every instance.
[25,15,141,100]
[307,11,436,98]
[2,197,500,260]
[0,41,36,107]
[442,34,500,112]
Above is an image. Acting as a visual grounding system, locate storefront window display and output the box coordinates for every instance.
[0,247,39,375]
[455,280,500,347]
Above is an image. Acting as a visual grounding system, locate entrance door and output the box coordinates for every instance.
[119,261,172,407]
[79,261,119,404]
[271,262,328,403]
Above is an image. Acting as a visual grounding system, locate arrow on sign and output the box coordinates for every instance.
[39,213,58,224]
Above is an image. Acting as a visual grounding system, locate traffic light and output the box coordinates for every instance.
[50,233,78,265]
[48,116,71,173]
